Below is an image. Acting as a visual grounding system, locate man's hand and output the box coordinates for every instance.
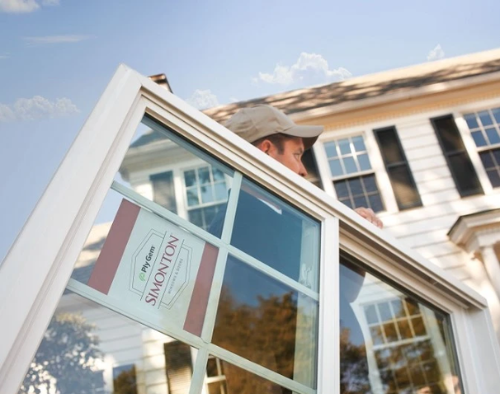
[354,207,383,229]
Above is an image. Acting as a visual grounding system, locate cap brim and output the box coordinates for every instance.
[284,124,324,150]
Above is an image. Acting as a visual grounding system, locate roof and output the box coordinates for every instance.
[204,48,500,123]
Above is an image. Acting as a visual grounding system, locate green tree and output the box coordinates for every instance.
[19,313,104,394]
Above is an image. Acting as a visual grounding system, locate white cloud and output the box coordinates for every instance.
[0,95,79,123]
[185,89,220,110]
[0,0,58,13]
[427,44,445,61]
[256,52,352,86]
[24,35,93,45]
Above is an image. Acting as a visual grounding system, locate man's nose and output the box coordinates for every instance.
[299,161,308,177]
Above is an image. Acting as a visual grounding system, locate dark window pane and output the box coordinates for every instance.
[411,317,427,336]
[449,153,484,196]
[384,322,399,342]
[387,166,422,210]
[363,174,377,192]
[479,110,493,127]
[206,357,218,377]
[188,209,203,228]
[368,194,384,212]
[348,178,363,196]
[472,131,487,147]
[334,180,349,198]
[398,320,413,339]
[487,169,500,187]
[494,148,500,164]
[432,116,465,152]
[464,113,479,129]
[375,128,405,164]
[353,196,367,209]
[340,197,353,209]
[405,298,420,315]
[480,151,495,168]
[486,127,500,145]
[433,115,483,196]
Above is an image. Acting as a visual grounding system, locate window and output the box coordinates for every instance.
[164,341,193,394]
[431,115,483,197]
[183,165,229,230]
[374,127,422,210]
[324,136,384,212]
[464,108,500,188]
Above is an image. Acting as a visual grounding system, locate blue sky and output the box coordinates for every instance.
[0,0,499,262]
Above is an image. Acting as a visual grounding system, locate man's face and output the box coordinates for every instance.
[259,137,308,177]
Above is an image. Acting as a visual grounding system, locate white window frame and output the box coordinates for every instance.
[1,65,500,394]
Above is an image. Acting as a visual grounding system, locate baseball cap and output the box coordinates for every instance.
[225,105,323,150]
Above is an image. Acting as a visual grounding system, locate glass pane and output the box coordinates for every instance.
[464,113,479,129]
[199,166,211,185]
[229,179,321,289]
[214,182,228,201]
[433,116,465,153]
[375,127,405,164]
[487,169,500,188]
[486,127,500,145]
[340,256,463,394]
[368,194,384,213]
[334,180,349,198]
[352,135,366,152]
[204,357,290,393]
[339,138,352,155]
[184,169,197,187]
[115,116,234,233]
[478,110,493,127]
[200,185,215,204]
[329,158,344,177]
[492,107,500,124]
[388,165,422,210]
[471,130,487,147]
[212,255,318,388]
[324,141,338,158]
[343,156,357,174]
[449,152,483,196]
[358,153,372,171]
[20,292,198,394]
[348,178,363,196]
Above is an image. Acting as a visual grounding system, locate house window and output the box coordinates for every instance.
[113,364,137,394]
[374,126,422,210]
[464,108,500,188]
[183,165,228,230]
[324,136,384,212]
[364,298,445,394]
[150,170,178,214]
[431,115,483,197]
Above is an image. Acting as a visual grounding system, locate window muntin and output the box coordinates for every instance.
[340,255,462,394]
[431,115,484,197]
[464,107,500,188]
[324,136,384,212]
[374,127,422,211]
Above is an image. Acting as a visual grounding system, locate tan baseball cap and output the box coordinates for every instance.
[225,104,323,150]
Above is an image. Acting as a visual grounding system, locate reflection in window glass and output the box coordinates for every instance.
[19,293,196,394]
[217,178,320,290]
[212,255,318,389]
[116,116,234,233]
[340,255,462,394]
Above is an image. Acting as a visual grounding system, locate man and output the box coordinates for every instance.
[225,104,383,228]
[210,105,379,393]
